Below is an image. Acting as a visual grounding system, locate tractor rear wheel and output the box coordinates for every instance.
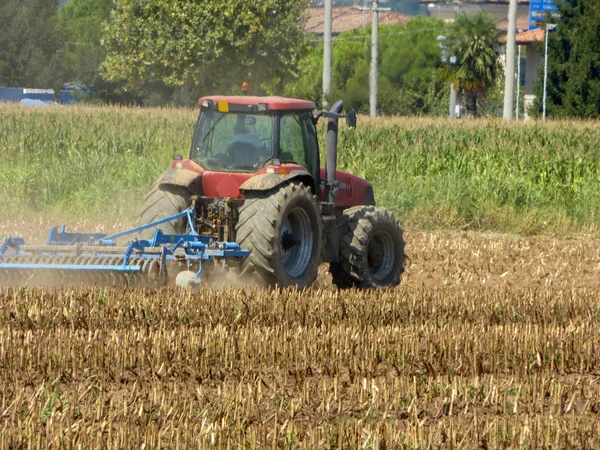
[330,206,405,289]
[236,181,322,288]
[140,182,191,238]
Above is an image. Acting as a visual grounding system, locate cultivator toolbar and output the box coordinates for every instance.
[0,208,249,288]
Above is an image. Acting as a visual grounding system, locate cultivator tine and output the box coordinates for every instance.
[0,207,250,288]
[0,254,149,288]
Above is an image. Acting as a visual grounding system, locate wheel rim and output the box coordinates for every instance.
[280,207,313,278]
[367,230,395,281]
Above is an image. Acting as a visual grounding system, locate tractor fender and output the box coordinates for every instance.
[239,171,315,194]
[157,167,203,195]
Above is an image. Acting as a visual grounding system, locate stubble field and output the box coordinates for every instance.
[1,225,600,448]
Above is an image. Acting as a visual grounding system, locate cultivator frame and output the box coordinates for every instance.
[0,208,249,288]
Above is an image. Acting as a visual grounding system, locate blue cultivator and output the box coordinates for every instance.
[0,208,248,288]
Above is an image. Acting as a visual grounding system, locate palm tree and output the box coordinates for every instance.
[441,13,502,117]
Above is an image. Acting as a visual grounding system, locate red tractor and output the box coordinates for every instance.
[141,94,405,289]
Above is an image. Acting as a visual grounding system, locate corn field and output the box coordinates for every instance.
[1,231,600,448]
[2,104,600,234]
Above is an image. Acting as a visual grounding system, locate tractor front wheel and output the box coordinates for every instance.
[140,182,191,238]
[330,206,405,289]
[236,181,322,288]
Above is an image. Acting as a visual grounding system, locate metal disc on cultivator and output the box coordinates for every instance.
[0,254,153,287]
[0,208,249,288]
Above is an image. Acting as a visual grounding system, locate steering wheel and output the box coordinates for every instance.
[228,142,260,169]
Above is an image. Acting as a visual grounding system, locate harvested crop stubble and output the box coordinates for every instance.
[404,230,600,289]
[5,218,600,290]
[1,286,600,448]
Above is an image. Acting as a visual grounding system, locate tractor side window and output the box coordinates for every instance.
[302,113,319,176]
[280,114,309,170]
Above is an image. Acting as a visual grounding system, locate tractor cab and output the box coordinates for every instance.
[191,96,320,184]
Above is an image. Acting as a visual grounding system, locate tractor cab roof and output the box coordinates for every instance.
[199,96,316,113]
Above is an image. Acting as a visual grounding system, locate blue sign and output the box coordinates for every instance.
[529,0,560,30]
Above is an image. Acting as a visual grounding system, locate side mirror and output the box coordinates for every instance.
[346,110,357,129]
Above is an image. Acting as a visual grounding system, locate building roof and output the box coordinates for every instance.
[421,0,529,4]
[498,27,544,44]
[305,6,412,35]
[495,15,530,33]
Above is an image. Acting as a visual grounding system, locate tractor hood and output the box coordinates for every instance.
[157,158,373,206]
[157,159,315,199]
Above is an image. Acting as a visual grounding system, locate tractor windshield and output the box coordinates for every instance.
[191,110,273,172]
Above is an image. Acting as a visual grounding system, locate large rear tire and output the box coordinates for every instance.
[236,181,322,288]
[140,182,191,238]
[330,206,405,289]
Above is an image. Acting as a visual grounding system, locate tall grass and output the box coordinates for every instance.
[1,103,599,234]
[339,118,600,234]
[0,105,191,220]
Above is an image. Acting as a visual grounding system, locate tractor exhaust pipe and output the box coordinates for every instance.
[326,100,343,204]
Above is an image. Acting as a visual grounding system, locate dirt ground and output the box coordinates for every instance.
[2,220,600,447]
[2,218,599,290]
[403,230,600,290]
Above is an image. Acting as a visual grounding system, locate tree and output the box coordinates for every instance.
[102,0,309,105]
[53,0,176,105]
[57,0,112,87]
[0,0,63,89]
[287,17,446,115]
[534,0,600,118]
[56,0,155,104]
[441,13,502,117]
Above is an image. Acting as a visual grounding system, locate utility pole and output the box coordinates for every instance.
[542,24,557,121]
[322,0,333,109]
[503,0,517,121]
[542,26,548,120]
[363,0,367,29]
[358,1,391,117]
[438,35,457,119]
[449,65,457,118]
[516,42,521,122]
[449,88,457,118]
[369,1,379,117]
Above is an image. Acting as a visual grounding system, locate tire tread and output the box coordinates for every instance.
[236,181,321,288]
[330,206,405,289]
[139,183,190,237]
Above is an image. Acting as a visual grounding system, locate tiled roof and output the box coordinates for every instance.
[421,0,529,4]
[305,6,412,35]
[498,27,544,44]
[496,15,530,32]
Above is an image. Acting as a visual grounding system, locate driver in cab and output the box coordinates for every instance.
[229,123,263,152]
[226,121,265,169]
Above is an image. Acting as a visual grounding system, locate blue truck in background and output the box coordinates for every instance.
[0,86,83,105]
